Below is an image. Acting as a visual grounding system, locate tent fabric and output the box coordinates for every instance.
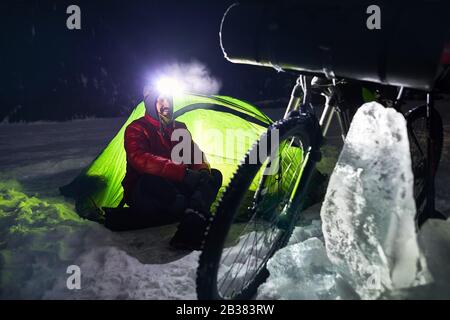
[60,94,273,212]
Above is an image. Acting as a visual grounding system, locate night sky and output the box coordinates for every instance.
[1,0,295,122]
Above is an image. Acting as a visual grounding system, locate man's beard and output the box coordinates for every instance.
[159,112,173,126]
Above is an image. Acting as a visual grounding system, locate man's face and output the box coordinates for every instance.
[156,96,173,118]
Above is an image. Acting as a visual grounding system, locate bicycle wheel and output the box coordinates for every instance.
[406,105,443,226]
[196,115,321,300]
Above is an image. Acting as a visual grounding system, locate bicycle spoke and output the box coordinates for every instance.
[219,232,258,297]
[409,128,425,158]
[219,229,259,295]
[241,220,259,291]
[216,133,306,299]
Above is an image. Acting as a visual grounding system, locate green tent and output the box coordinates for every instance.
[60,93,273,214]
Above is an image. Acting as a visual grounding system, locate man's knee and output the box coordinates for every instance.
[139,174,170,190]
[132,174,187,216]
[134,174,178,206]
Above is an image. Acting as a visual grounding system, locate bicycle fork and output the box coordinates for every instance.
[279,76,355,227]
[283,75,349,140]
[278,77,334,227]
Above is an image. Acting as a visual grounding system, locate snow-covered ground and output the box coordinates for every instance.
[1,103,449,299]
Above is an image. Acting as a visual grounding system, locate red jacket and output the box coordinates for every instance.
[122,113,210,204]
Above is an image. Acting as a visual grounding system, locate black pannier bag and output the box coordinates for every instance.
[220,0,449,91]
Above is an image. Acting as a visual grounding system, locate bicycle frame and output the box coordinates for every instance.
[283,75,350,139]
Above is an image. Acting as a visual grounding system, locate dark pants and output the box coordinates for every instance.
[128,169,223,222]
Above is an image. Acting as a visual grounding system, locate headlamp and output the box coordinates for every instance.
[155,77,185,96]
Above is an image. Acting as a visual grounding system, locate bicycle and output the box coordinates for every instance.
[196,1,449,300]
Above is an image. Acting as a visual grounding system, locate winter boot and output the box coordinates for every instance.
[169,209,210,251]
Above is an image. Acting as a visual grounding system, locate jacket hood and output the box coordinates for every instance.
[143,93,160,121]
[143,91,174,124]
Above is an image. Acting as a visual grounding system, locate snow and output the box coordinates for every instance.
[258,235,339,300]
[44,247,200,300]
[1,103,449,299]
[416,219,450,297]
[0,119,201,299]
[378,218,450,299]
[0,179,200,299]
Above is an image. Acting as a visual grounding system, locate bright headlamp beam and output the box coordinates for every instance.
[155,77,185,96]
